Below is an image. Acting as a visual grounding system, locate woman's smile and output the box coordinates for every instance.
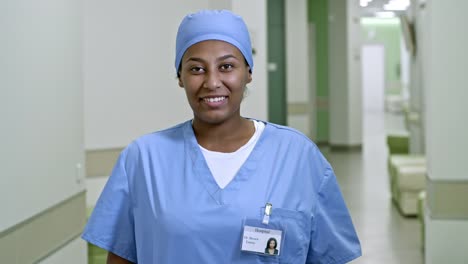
[201,96,228,107]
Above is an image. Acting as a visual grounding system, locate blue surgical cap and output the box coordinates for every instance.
[175,10,253,74]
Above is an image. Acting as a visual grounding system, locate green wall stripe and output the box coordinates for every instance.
[0,192,86,263]
[308,0,329,142]
[267,0,287,125]
[427,177,468,219]
[86,148,123,177]
[316,110,329,144]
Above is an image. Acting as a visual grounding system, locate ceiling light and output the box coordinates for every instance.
[360,0,373,7]
[384,0,410,11]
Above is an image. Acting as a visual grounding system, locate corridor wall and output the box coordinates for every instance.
[286,0,313,137]
[0,0,87,262]
[421,0,468,262]
[407,3,427,154]
[328,0,362,147]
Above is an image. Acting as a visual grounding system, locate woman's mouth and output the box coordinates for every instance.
[203,96,227,103]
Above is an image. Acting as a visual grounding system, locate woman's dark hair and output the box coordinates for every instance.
[266,237,277,250]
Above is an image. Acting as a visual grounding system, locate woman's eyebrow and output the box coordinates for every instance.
[184,54,239,63]
[217,54,238,61]
[185,57,205,63]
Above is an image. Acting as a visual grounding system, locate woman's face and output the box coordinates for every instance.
[178,40,252,126]
[269,240,276,249]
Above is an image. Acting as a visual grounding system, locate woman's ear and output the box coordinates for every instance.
[247,68,252,84]
[178,76,184,88]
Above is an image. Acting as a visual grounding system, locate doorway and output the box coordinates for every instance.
[362,44,385,113]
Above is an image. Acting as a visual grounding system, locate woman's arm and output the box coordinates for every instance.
[107,252,134,264]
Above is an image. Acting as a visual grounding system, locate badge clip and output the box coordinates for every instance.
[262,203,272,225]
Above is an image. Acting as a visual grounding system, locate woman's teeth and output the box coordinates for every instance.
[204,97,226,103]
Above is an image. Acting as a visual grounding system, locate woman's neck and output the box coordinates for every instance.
[192,116,254,153]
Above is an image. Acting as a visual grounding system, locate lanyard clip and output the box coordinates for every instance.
[262,203,272,225]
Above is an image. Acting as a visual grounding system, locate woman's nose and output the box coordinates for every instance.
[203,70,221,90]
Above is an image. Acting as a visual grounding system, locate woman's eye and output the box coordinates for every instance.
[220,64,233,70]
[190,66,204,73]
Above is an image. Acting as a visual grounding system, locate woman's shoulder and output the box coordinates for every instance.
[258,120,319,149]
[133,121,189,144]
[256,120,331,168]
[121,121,191,157]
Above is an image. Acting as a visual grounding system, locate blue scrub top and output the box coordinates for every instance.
[82,120,361,264]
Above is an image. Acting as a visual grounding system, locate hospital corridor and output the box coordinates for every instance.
[1,0,467,263]
[329,111,423,264]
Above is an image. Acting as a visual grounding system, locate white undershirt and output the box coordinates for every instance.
[199,120,265,189]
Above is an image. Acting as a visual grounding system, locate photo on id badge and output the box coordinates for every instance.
[241,225,283,256]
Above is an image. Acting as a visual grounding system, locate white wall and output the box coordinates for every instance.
[0,0,85,232]
[285,0,310,103]
[86,177,108,206]
[84,1,204,149]
[232,0,268,122]
[209,0,231,10]
[424,0,467,181]
[285,0,312,136]
[84,0,268,150]
[423,0,468,262]
[328,0,362,146]
[425,212,468,263]
[346,0,362,146]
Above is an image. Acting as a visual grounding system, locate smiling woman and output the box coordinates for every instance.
[82,9,361,264]
[178,40,253,150]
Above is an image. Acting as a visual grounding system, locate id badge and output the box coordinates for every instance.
[240,204,285,256]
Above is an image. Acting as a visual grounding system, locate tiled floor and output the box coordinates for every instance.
[322,110,424,264]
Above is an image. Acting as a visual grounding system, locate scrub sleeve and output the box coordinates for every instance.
[306,166,362,264]
[82,148,137,263]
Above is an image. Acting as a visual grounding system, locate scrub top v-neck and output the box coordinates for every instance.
[189,120,266,206]
[82,120,362,264]
[199,120,265,190]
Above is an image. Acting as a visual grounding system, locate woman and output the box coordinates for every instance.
[265,238,279,255]
[82,10,361,264]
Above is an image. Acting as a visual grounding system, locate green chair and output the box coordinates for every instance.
[418,191,426,251]
[386,134,410,155]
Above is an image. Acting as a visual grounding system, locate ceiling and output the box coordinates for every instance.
[360,0,409,17]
